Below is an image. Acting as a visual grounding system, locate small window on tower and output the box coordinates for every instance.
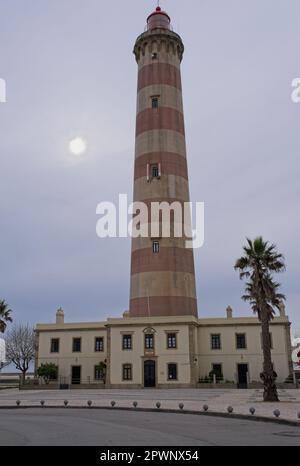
[152,97,159,109]
[151,164,159,178]
[153,241,160,254]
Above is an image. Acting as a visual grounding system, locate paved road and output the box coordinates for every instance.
[0,409,299,446]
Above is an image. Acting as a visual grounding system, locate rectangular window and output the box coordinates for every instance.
[211,364,223,382]
[152,52,158,60]
[94,366,104,381]
[236,333,247,350]
[167,333,177,349]
[50,338,59,353]
[95,337,104,352]
[122,335,132,350]
[123,364,132,381]
[152,97,159,109]
[153,241,160,254]
[151,164,159,178]
[168,363,177,380]
[145,334,154,350]
[211,334,221,350]
[72,338,81,353]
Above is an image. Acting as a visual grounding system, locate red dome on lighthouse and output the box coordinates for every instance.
[147,6,171,31]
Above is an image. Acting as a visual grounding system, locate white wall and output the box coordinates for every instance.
[0,339,6,364]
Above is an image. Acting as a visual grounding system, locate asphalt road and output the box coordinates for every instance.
[0,409,299,446]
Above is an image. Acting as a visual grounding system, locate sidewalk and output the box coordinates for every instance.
[0,388,299,424]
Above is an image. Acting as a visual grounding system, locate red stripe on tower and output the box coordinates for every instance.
[129,7,198,318]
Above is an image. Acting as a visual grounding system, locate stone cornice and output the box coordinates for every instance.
[134,29,184,63]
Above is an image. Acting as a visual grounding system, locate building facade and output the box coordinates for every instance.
[36,306,292,388]
[35,7,293,388]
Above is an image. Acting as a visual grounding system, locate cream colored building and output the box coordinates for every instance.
[35,7,293,390]
[35,306,293,388]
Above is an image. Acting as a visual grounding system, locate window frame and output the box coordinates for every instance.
[151,164,159,178]
[122,364,133,381]
[167,363,178,381]
[211,334,221,350]
[167,333,177,349]
[94,366,104,381]
[145,333,154,350]
[72,337,82,353]
[211,363,223,382]
[236,333,247,350]
[151,96,159,109]
[152,240,160,254]
[122,334,133,351]
[95,337,104,353]
[50,338,60,354]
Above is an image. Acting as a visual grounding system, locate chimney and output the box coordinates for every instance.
[56,308,65,324]
[279,302,286,317]
[226,306,233,319]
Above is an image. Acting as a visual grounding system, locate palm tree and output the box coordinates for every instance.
[0,300,13,333]
[234,237,285,402]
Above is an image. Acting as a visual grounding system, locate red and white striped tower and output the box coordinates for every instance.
[129,6,198,318]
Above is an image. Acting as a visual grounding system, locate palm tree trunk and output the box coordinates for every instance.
[260,314,279,402]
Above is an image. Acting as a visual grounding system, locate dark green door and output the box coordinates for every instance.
[237,364,248,389]
[72,366,81,385]
[144,360,155,388]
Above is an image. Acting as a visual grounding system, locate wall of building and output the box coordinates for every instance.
[37,326,107,384]
[109,321,192,387]
[196,318,291,383]
[36,314,292,388]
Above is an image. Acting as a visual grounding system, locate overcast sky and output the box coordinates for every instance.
[0,0,299,334]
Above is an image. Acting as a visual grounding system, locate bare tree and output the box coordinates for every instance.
[5,324,35,384]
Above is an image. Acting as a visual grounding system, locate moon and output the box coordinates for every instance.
[69,137,87,156]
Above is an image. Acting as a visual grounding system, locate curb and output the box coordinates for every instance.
[0,405,299,427]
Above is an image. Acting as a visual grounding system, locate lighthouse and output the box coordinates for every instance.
[129,6,198,318]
